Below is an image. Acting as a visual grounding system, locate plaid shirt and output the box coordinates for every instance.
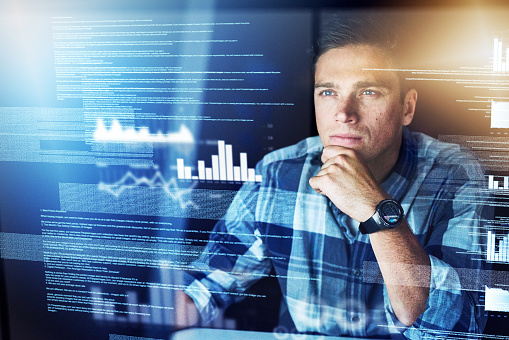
[184,129,488,339]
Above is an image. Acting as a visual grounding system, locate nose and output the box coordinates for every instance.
[334,94,358,124]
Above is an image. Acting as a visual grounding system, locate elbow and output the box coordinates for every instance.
[394,304,426,327]
[398,313,419,327]
[391,286,429,327]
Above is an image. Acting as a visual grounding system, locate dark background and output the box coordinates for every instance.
[1,0,508,339]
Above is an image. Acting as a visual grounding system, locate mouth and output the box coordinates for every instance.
[329,134,363,147]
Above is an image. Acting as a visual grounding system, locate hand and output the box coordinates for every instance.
[174,290,199,329]
[308,146,387,222]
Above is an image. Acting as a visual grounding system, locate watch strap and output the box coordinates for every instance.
[359,199,403,235]
[359,213,382,234]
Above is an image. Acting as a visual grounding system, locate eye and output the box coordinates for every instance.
[318,89,335,96]
[361,89,379,96]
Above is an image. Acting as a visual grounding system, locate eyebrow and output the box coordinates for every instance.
[314,82,336,89]
[314,80,389,89]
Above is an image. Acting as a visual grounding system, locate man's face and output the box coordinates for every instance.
[314,44,415,167]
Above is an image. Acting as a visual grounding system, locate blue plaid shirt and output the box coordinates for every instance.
[184,129,488,339]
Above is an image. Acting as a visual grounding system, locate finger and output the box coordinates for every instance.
[321,145,350,164]
[321,153,357,173]
[313,166,331,177]
[308,176,325,195]
[321,146,357,166]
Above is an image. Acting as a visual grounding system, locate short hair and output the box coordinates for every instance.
[313,13,408,97]
[313,13,400,66]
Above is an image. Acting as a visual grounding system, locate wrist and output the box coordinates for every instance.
[357,193,389,223]
[359,199,405,235]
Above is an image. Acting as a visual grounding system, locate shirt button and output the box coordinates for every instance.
[351,315,360,323]
[353,268,361,277]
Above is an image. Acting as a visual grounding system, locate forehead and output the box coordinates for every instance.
[315,45,399,86]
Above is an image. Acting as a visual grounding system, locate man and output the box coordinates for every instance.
[181,16,488,338]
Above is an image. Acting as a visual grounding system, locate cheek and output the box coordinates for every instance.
[375,103,403,125]
[315,102,333,124]
[315,98,332,111]
[315,116,328,136]
[361,105,384,124]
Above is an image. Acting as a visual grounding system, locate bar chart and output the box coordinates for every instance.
[490,101,509,129]
[493,35,509,73]
[90,267,237,329]
[487,230,509,262]
[488,175,509,190]
[486,286,509,312]
[177,140,262,183]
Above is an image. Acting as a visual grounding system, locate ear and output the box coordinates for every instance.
[402,89,417,126]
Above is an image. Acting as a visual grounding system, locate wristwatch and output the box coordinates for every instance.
[359,199,404,234]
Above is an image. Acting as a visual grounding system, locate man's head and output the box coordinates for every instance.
[313,15,417,177]
[313,15,404,90]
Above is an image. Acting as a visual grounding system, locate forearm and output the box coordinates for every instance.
[369,220,431,326]
[308,145,432,325]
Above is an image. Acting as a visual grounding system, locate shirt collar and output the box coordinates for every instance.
[381,127,418,202]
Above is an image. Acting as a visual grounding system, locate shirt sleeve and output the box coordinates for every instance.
[388,158,490,338]
[183,180,272,323]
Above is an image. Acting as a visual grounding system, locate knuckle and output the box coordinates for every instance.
[331,155,348,167]
[342,148,356,157]
[327,163,340,172]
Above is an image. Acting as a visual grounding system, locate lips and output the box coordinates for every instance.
[329,134,363,147]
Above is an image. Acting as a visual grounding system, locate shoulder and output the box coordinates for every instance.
[253,136,322,190]
[408,130,484,181]
[258,136,322,168]
[409,130,459,157]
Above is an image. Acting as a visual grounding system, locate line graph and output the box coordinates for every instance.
[98,171,198,210]
[94,118,194,144]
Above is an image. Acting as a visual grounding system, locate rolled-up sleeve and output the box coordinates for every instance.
[183,180,272,323]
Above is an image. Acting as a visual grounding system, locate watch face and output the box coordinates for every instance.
[379,200,403,226]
